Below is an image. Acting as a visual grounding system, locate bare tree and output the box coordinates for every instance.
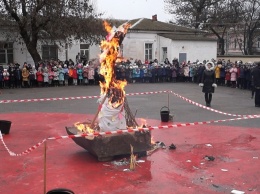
[0,0,103,64]
[164,0,222,29]
[164,0,244,55]
[241,0,260,55]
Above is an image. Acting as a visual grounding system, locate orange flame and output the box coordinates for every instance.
[99,21,131,108]
[151,136,155,144]
[139,118,147,127]
[74,22,131,133]
[74,122,94,134]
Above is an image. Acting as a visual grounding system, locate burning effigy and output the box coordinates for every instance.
[66,21,152,161]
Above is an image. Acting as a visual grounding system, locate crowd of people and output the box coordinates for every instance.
[0,58,259,106]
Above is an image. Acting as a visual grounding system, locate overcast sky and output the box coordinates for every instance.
[96,0,173,22]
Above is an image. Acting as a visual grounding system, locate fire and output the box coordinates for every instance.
[99,21,131,108]
[74,21,131,133]
[151,136,156,145]
[74,122,94,134]
[139,118,147,127]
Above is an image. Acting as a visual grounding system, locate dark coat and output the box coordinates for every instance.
[252,65,260,88]
[202,70,216,93]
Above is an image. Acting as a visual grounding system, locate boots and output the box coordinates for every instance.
[205,93,210,107]
[208,94,212,107]
[205,93,212,107]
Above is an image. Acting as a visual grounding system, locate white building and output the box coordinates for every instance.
[0,16,217,66]
[123,17,217,64]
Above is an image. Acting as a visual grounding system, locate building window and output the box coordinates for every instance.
[80,44,89,62]
[0,42,13,64]
[145,43,153,61]
[42,45,58,60]
[162,47,167,62]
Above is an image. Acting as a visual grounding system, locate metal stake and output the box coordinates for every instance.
[44,140,47,194]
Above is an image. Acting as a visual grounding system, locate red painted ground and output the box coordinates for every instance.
[0,113,259,194]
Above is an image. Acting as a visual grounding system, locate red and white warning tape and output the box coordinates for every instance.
[169,91,258,117]
[1,114,259,156]
[0,131,47,156]
[0,90,255,118]
[0,91,168,104]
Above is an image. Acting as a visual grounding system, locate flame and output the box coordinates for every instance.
[99,21,131,108]
[151,136,155,144]
[74,122,94,134]
[74,22,131,133]
[139,118,147,127]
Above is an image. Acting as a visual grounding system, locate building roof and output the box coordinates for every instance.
[126,18,204,34]
[158,33,217,41]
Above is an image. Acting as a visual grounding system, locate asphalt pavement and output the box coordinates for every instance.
[1,82,259,128]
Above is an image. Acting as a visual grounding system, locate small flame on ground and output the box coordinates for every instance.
[74,122,94,134]
[151,136,155,144]
[139,118,147,128]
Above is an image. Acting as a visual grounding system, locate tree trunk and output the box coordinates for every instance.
[219,38,225,55]
[247,32,254,55]
[26,43,42,65]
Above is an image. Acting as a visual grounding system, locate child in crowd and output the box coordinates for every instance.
[53,66,59,87]
[72,66,78,85]
[43,67,49,87]
[58,65,65,86]
[63,65,69,86]
[36,67,43,87]
[3,69,9,88]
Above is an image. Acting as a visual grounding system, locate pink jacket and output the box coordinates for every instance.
[230,67,237,81]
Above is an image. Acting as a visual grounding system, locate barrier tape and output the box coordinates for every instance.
[0,91,169,104]
[169,91,258,117]
[0,90,256,118]
[1,114,259,156]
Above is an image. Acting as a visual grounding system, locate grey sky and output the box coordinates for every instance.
[96,0,173,22]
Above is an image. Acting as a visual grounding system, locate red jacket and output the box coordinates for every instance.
[225,71,231,81]
[36,71,43,82]
[72,69,78,79]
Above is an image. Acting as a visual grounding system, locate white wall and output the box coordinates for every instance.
[123,33,217,63]
[1,28,217,66]
[123,32,158,62]
[170,40,217,63]
[13,39,100,65]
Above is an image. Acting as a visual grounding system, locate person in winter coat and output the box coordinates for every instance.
[215,64,221,85]
[14,65,22,88]
[87,65,95,85]
[36,67,44,87]
[63,64,69,86]
[43,67,49,87]
[48,67,54,86]
[72,66,78,85]
[29,66,37,87]
[220,65,226,86]
[58,65,65,86]
[77,64,83,85]
[53,66,59,87]
[230,64,238,88]
[9,66,15,88]
[183,64,190,82]
[0,69,3,89]
[252,61,260,107]
[199,62,217,107]
[3,69,9,88]
[22,66,29,88]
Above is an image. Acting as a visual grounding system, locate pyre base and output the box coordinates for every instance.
[66,127,152,161]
